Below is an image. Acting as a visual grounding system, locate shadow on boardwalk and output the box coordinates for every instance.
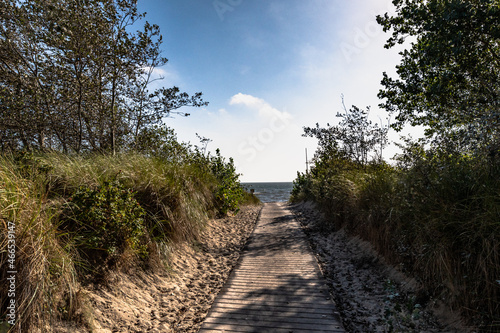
[198,202,345,333]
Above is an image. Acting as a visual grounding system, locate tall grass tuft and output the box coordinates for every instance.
[0,155,81,332]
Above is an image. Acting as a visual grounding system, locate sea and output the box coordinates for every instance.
[241,182,294,203]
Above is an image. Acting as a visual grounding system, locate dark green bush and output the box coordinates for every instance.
[240,189,262,206]
[291,171,313,202]
[13,151,53,179]
[64,180,146,257]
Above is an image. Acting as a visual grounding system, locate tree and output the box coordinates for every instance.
[377,0,500,154]
[0,0,208,153]
[303,98,389,166]
[0,0,53,151]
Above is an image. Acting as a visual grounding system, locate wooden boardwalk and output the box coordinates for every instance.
[199,202,345,333]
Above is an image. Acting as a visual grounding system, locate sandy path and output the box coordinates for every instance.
[53,205,262,333]
[51,201,476,332]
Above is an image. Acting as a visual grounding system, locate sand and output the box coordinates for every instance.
[53,205,261,333]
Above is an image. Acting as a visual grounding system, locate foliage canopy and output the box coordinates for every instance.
[0,0,207,153]
[303,100,389,167]
[377,0,500,154]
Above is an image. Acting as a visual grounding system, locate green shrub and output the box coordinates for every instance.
[240,189,262,206]
[12,151,53,179]
[0,132,254,332]
[63,180,146,257]
[0,155,81,332]
[209,149,244,215]
[133,125,191,163]
[391,145,500,326]
[1,148,250,331]
[291,171,313,203]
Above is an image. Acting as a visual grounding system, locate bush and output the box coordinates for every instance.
[0,147,250,331]
[209,149,244,216]
[63,180,146,258]
[391,145,500,327]
[12,151,53,179]
[240,189,262,206]
[0,155,80,332]
[291,172,313,203]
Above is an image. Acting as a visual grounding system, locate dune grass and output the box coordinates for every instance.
[1,155,80,331]
[291,156,500,330]
[0,151,254,332]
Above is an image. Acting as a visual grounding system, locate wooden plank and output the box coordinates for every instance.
[200,325,343,333]
[222,281,325,288]
[224,279,325,286]
[208,307,337,318]
[235,267,315,271]
[216,294,331,303]
[227,275,323,282]
[231,272,317,277]
[201,318,345,332]
[211,301,336,314]
[222,284,328,293]
[217,294,331,307]
[220,287,329,295]
[211,299,336,311]
[206,311,340,324]
[218,288,330,301]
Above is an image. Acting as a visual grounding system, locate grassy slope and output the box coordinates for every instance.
[291,160,500,331]
[0,152,257,332]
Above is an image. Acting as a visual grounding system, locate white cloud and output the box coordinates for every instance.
[229,93,292,122]
[142,66,167,79]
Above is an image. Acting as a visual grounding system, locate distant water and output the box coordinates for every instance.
[241,182,294,203]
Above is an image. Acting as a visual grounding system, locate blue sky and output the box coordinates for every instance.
[136,0,418,182]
